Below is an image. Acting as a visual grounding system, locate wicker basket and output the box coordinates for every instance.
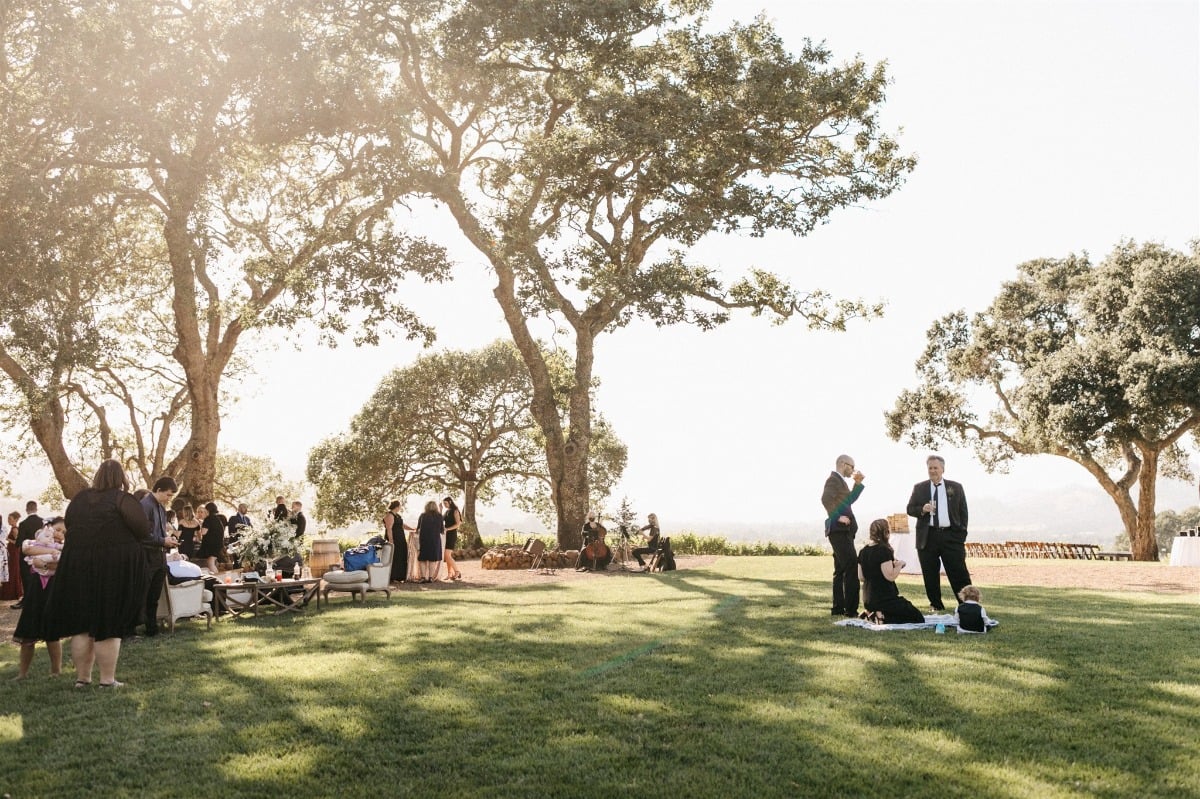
[887,513,910,533]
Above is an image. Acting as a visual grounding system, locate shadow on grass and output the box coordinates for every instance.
[1,560,1197,798]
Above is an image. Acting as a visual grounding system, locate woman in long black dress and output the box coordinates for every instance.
[383,501,413,583]
[197,502,224,573]
[12,517,65,679]
[416,500,444,583]
[857,519,926,625]
[43,460,149,688]
[441,496,463,582]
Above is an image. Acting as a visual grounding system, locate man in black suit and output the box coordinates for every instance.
[139,477,179,636]
[821,455,864,618]
[906,455,972,612]
[12,501,43,610]
[290,501,306,539]
[227,503,251,554]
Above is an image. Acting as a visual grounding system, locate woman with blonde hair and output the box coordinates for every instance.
[43,459,149,688]
[416,500,445,584]
[633,513,661,571]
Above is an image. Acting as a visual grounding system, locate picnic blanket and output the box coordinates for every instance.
[835,613,1000,632]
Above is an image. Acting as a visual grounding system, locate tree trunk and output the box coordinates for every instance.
[28,396,89,501]
[490,271,594,551]
[0,348,89,500]
[1132,449,1161,561]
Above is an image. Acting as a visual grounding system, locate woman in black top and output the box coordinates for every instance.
[633,513,661,570]
[176,505,201,559]
[383,500,414,583]
[416,501,445,583]
[197,502,224,573]
[857,519,925,624]
[442,497,463,582]
[43,459,149,688]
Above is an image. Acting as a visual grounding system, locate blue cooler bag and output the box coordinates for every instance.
[343,545,379,571]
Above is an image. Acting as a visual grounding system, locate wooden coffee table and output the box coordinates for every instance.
[213,578,322,617]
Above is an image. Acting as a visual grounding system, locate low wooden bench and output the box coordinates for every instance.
[1094,550,1134,561]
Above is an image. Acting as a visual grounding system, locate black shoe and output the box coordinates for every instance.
[929,606,946,613]
[831,609,845,617]
[10,602,22,610]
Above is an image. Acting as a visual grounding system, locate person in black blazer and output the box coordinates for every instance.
[13,501,44,610]
[905,455,972,612]
[821,455,864,617]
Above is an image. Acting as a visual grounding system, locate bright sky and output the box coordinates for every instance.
[198,1,1200,536]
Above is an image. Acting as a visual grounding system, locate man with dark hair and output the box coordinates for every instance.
[12,501,43,610]
[906,455,972,612]
[139,477,179,636]
[821,455,865,618]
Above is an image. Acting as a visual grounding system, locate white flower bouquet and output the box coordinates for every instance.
[232,517,301,567]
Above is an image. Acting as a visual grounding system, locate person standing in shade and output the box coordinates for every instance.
[821,455,865,618]
[1,511,22,603]
[176,505,201,559]
[272,496,288,521]
[442,497,463,581]
[383,501,414,583]
[906,455,972,612]
[12,516,66,679]
[416,500,445,583]
[290,501,307,540]
[197,502,224,573]
[12,501,43,610]
[139,477,179,637]
[227,503,251,554]
[43,460,149,688]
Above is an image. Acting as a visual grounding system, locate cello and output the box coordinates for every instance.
[578,520,611,571]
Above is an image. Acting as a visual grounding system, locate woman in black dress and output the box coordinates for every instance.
[441,496,463,582]
[197,502,224,573]
[12,517,66,679]
[176,504,201,560]
[43,459,149,688]
[857,519,926,625]
[383,500,413,583]
[416,500,444,583]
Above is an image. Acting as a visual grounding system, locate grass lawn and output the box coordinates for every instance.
[1,557,1198,798]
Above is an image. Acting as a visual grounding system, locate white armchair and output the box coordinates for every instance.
[366,544,393,599]
[322,544,394,602]
[160,579,213,632]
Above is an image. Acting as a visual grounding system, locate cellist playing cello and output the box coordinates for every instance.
[576,511,611,572]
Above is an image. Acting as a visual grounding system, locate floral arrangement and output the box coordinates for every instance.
[231,517,301,567]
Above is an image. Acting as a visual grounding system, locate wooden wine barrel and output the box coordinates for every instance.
[310,538,341,578]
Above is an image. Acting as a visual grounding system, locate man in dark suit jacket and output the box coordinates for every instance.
[906,455,972,611]
[290,501,306,539]
[13,501,43,609]
[821,455,865,618]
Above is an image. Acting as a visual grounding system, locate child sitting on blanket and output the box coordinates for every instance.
[955,585,990,633]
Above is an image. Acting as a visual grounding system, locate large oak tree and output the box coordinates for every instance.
[336,0,914,545]
[886,241,1200,561]
[2,1,448,502]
